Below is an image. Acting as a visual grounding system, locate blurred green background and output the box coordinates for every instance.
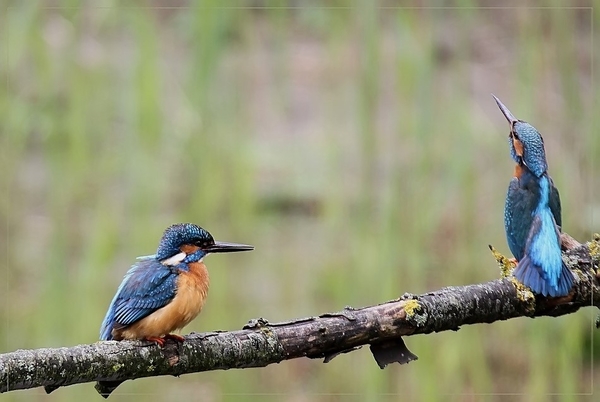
[2,1,599,401]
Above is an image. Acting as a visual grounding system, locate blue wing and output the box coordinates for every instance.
[504,175,538,260]
[100,256,178,340]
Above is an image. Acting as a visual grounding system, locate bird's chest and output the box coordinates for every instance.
[170,262,210,327]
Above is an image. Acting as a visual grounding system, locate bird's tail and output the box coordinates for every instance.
[514,255,574,297]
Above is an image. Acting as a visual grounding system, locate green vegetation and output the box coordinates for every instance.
[2,2,598,401]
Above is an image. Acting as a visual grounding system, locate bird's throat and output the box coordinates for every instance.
[513,163,524,179]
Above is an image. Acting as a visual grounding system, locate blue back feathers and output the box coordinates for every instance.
[512,176,572,297]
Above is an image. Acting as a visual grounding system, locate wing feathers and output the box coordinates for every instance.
[100,258,178,340]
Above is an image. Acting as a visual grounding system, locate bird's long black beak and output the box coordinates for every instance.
[204,241,254,253]
[492,94,517,125]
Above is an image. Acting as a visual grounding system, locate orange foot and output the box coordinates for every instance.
[145,336,166,347]
[509,258,518,265]
[145,334,185,347]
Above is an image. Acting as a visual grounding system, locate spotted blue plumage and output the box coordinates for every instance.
[494,95,574,297]
[100,223,215,340]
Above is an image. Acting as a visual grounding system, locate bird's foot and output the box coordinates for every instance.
[144,334,185,347]
[164,333,185,343]
[145,336,166,347]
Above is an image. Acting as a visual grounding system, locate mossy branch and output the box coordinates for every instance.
[1,234,598,397]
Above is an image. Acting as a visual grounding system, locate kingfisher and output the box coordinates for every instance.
[97,223,252,397]
[100,223,253,343]
[493,95,574,297]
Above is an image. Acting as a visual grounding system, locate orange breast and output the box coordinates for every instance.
[115,262,210,340]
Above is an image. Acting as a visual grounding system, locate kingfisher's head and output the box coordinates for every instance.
[492,94,548,177]
[156,223,254,264]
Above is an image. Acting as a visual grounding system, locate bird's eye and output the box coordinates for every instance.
[195,240,211,248]
[511,130,519,140]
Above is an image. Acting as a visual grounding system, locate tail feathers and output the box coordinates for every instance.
[513,255,574,297]
[556,261,575,296]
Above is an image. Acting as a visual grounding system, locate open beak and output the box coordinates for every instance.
[203,241,254,253]
[491,94,517,125]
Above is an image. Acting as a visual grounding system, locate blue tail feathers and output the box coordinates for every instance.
[513,255,574,297]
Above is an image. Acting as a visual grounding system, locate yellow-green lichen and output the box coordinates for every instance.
[403,299,427,327]
[589,233,600,259]
[112,363,124,372]
[404,300,421,318]
[489,245,516,278]
[259,326,274,337]
[509,277,536,311]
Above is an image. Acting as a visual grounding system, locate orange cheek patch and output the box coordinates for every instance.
[180,244,200,254]
[512,138,524,157]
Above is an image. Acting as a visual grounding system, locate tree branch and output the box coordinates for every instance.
[1,234,599,397]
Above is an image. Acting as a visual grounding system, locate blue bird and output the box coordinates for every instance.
[97,223,253,397]
[100,223,253,343]
[493,95,574,297]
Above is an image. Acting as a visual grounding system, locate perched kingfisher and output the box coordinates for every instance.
[493,95,574,297]
[97,223,253,397]
[100,223,253,344]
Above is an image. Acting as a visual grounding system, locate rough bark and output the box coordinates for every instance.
[1,234,598,397]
